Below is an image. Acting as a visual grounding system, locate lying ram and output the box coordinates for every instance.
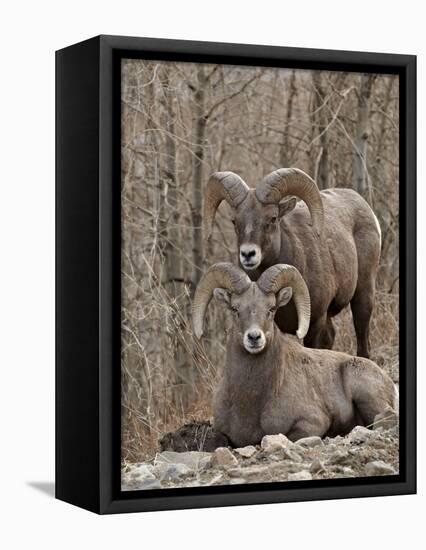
[204,168,381,357]
[192,262,397,447]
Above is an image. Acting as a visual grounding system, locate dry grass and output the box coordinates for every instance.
[121,276,220,463]
[333,287,399,383]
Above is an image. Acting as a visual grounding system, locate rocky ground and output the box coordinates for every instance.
[122,412,399,491]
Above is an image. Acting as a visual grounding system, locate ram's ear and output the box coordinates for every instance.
[276,286,293,308]
[213,288,232,309]
[278,197,297,218]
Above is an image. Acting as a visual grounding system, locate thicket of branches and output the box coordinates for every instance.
[121,59,399,462]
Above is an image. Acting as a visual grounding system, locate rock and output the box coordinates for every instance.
[138,478,162,490]
[288,470,312,481]
[122,478,162,491]
[121,409,400,490]
[229,478,247,485]
[367,437,386,449]
[373,409,399,431]
[235,445,257,458]
[296,436,323,448]
[385,426,399,438]
[348,425,372,444]
[261,434,292,453]
[310,459,326,474]
[154,451,211,469]
[365,460,396,476]
[268,453,283,462]
[286,462,307,474]
[280,448,303,462]
[153,462,192,481]
[208,473,224,485]
[211,447,238,468]
[199,455,213,471]
[228,465,269,478]
[328,450,350,465]
[348,447,362,456]
[128,464,155,481]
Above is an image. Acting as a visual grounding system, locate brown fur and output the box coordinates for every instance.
[214,327,396,447]
[231,187,381,357]
[204,277,396,447]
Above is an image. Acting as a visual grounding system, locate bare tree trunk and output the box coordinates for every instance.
[373,77,396,287]
[160,67,195,409]
[161,68,182,287]
[191,65,207,287]
[280,70,297,167]
[312,72,329,189]
[352,74,376,197]
[376,77,394,163]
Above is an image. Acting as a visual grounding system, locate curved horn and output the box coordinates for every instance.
[257,264,311,339]
[192,263,251,339]
[204,172,249,240]
[255,168,324,235]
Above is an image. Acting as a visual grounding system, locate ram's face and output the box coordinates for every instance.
[214,282,294,355]
[214,283,274,354]
[232,193,280,271]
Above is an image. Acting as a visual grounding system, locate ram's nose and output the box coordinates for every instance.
[247,330,262,343]
[241,249,256,260]
[243,328,266,354]
[239,244,261,270]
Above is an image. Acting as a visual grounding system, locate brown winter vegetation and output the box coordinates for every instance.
[120,59,399,463]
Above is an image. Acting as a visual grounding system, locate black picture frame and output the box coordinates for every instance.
[56,35,416,514]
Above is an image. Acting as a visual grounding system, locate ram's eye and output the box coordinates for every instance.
[265,217,277,230]
[231,219,236,225]
[231,307,239,315]
[268,308,275,317]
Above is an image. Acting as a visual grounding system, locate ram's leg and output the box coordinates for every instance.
[350,282,374,358]
[343,358,396,427]
[304,315,324,349]
[212,385,231,438]
[351,218,380,359]
[353,389,393,427]
[322,316,336,349]
[304,314,334,350]
[286,418,330,441]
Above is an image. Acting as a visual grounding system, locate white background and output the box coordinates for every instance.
[0,1,423,548]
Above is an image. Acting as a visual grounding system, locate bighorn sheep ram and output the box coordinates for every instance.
[192,263,397,447]
[204,168,381,358]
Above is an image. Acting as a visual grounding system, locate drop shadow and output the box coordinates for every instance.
[27,481,55,498]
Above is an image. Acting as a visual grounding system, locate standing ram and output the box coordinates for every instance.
[204,168,381,358]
